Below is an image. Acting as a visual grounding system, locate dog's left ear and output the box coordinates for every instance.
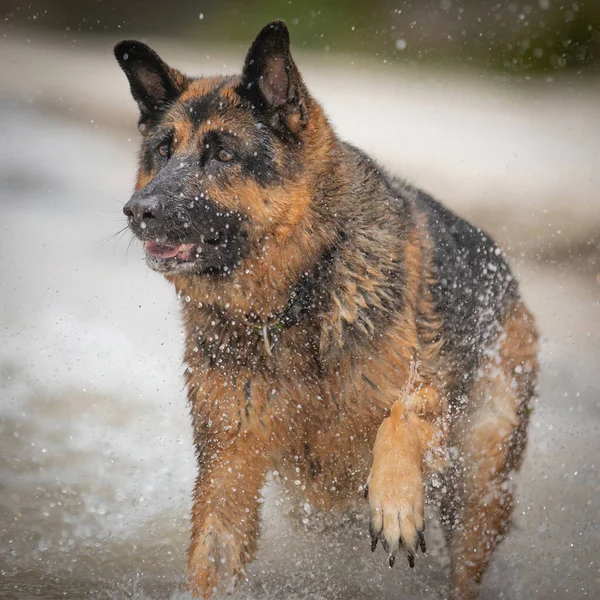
[239,20,309,134]
[114,40,188,126]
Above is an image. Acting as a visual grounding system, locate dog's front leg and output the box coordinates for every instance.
[187,429,270,598]
[365,384,447,567]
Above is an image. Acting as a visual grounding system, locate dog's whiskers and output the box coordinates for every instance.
[99,225,131,247]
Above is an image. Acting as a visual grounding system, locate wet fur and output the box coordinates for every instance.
[116,21,539,599]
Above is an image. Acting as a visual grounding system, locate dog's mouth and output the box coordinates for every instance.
[144,231,226,261]
[141,228,245,275]
[144,241,198,261]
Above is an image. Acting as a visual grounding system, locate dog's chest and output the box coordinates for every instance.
[187,341,400,441]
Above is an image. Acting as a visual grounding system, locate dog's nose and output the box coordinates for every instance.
[123,196,162,224]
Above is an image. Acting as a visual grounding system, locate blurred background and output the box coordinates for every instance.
[1,1,598,599]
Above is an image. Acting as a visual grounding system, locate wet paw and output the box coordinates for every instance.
[187,525,243,598]
[365,462,426,568]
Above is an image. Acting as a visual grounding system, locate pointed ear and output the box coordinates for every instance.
[239,21,309,133]
[114,40,188,125]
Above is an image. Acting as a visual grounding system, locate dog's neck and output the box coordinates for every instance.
[185,241,338,357]
[164,199,341,370]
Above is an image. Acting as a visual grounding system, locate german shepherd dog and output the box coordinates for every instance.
[116,21,538,599]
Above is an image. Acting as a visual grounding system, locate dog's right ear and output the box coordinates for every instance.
[239,21,309,134]
[114,41,188,125]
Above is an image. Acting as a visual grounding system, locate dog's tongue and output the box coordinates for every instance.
[144,241,184,259]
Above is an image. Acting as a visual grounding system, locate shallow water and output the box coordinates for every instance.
[0,103,598,599]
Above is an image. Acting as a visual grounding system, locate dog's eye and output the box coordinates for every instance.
[158,142,171,158]
[217,148,234,162]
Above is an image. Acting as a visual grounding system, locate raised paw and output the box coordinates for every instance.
[365,459,426,569]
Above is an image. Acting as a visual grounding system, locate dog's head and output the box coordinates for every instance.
[116,20,332,278]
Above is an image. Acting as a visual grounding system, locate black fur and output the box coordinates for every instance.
[114,40,186,124]
[415,191,518,373]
